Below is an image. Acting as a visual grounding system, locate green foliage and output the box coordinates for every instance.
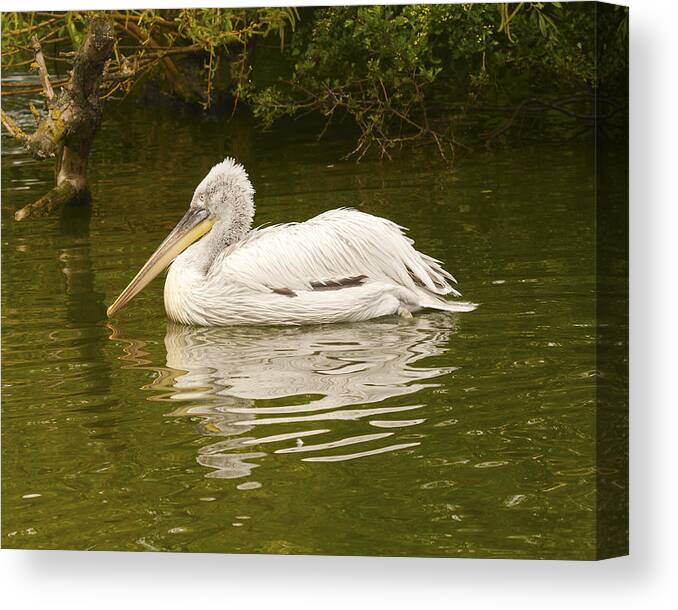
[249,5,456,158]
[1,4,628,158]
[173,7,299,105]
[245,2,626,157]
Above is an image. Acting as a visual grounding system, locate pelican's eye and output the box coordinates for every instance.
[198,193,205,203]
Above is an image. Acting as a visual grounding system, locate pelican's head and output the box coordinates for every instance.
[107,158,255,318]
[189,157,255,230]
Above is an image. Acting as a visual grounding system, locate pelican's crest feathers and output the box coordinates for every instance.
[198,157,255,198]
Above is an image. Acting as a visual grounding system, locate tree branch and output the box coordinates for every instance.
[14,182,77,221]
[114,20,201,102]
[1,109,30,145]
[31,34,55,101]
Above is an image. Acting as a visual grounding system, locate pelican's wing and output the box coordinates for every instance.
[211,208,461,297]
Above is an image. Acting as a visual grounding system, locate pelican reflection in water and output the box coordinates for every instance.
[123,316,460,479]
[107,158,475,325]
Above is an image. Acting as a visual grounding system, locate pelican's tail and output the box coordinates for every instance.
[416,293,478,314]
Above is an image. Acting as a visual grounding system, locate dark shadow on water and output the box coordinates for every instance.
[58,201,108,325]
[56,201,112,401]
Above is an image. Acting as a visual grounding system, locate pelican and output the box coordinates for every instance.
[107,158,475,326]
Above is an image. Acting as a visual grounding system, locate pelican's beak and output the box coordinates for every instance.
[107,207,214,317]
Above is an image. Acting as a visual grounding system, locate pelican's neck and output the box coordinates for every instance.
[175,208,253,277]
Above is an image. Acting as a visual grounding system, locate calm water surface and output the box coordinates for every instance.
[2,96,601,558]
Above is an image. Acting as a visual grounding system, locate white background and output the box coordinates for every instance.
[1,0,676,608]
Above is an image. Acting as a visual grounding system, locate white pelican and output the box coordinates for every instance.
[107,158,475,326]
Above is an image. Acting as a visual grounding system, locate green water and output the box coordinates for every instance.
[2,97,606,559]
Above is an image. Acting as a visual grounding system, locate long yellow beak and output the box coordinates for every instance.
[107,208,214,318]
